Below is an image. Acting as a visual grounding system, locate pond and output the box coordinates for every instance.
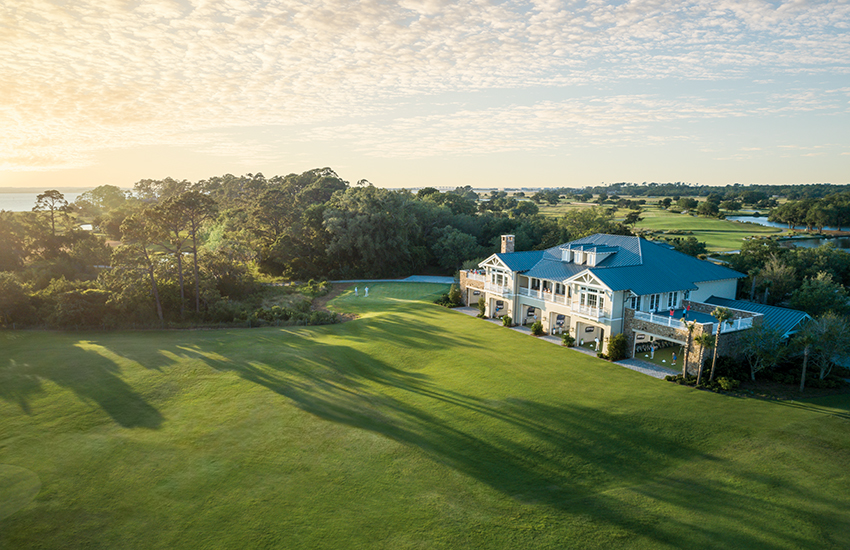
[782,237,850,250]
[727,215,838,232]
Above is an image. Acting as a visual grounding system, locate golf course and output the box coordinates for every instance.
[1,282,848,549]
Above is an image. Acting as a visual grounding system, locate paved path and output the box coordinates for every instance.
[331,275,455,284]
[614,358,678,379]
[453,306,673,379]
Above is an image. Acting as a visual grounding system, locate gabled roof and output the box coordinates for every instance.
[482,234,745,296]
[524,259,586,282]
[492,250,544,272]
[704,296,811,337]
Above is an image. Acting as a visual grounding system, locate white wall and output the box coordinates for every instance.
[690,279,737,302]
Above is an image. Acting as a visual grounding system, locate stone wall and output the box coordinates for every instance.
[623,309,712,376]
[459,271,484,305]
[683,300,763,360]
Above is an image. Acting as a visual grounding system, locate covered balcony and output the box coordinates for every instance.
[571,302,608,321]
[485,282,513,296]
[518,286,569,305]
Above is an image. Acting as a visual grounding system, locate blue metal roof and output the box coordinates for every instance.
[493,250,544,272]
[488,234,745,296]
[704,296,811,337]
[523,258,586,281]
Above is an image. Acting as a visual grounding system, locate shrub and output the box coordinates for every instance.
[713,355,748,381]
[502,315,512,327]
[717,377,740,391]
[805,375,844,389]
[664,374,697,386]
[301,279,332,297]
[447,284,462,305]
[530,320,543,336]
[607,333,628,361]
[435,285,463,308]
[562,331,575,347]
[477,296,486,317]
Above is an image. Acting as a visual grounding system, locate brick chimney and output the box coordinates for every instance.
[501,234,515,254]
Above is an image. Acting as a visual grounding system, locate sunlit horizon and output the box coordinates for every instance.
[3,0,849,190]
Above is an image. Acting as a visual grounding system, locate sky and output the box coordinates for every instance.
[2,0,849,190]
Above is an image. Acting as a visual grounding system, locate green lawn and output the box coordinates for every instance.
[2,282,849,549]
[538,201,598,217]
[537,203,781,251]
[635,208,781,251]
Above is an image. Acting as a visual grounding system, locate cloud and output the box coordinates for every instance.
[1,0,849,170]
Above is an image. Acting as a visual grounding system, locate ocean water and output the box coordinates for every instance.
[0,192,84,212]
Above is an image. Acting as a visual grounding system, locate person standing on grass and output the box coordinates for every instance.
[355,286,358,297]
[365,286,369,297]
[594,336,599,351]
[672,351,677,366]
[651,342,655,359]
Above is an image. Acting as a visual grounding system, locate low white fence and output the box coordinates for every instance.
[519,287,569,305]
[485,282,512,296]
[633,310,689,329]
[464,271,486,283]
[712,317,754,334]
[633,310,754,333]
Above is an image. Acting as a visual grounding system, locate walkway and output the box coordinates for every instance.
[453,306,674,379]
[614,358,678,380]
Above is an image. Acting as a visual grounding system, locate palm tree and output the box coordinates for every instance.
[709,307,733,382]
[681,319,697,378]
[799,337,812,393]
[694,333,715,386]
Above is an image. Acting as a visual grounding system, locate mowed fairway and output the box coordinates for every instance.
[635,208,781,251]
[1,283,849,549]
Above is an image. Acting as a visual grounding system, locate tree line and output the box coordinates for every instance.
[579,182,850,202]
[767,193,850,231]
[0,168,633,329]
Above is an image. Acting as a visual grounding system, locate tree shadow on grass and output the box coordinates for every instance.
[0,339,163,429]
[168,333,846,547]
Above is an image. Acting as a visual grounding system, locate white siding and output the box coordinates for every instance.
[689,279,737,302]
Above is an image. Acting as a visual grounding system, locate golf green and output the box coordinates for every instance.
[1,282,848,549]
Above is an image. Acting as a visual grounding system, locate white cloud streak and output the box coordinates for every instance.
[1,0,849,170]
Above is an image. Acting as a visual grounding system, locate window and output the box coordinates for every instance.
[667,292,678,308]
[542,280,552,292]
[649,293,660,310]
[579,286,604,311]
[629,295,641,309]
[531,278,540,290]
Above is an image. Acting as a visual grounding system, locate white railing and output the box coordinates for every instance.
[712,317,754,334]
[485,282,512,296]
[572,303,608,320]
[520,287,539,299]
[519,287,569,305]
[633,310,689,329]
[464,271,486,283]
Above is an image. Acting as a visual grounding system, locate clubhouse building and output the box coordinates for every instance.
[459,234,809,372]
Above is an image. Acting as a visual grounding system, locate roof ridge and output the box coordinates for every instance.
[636,235,643,265]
